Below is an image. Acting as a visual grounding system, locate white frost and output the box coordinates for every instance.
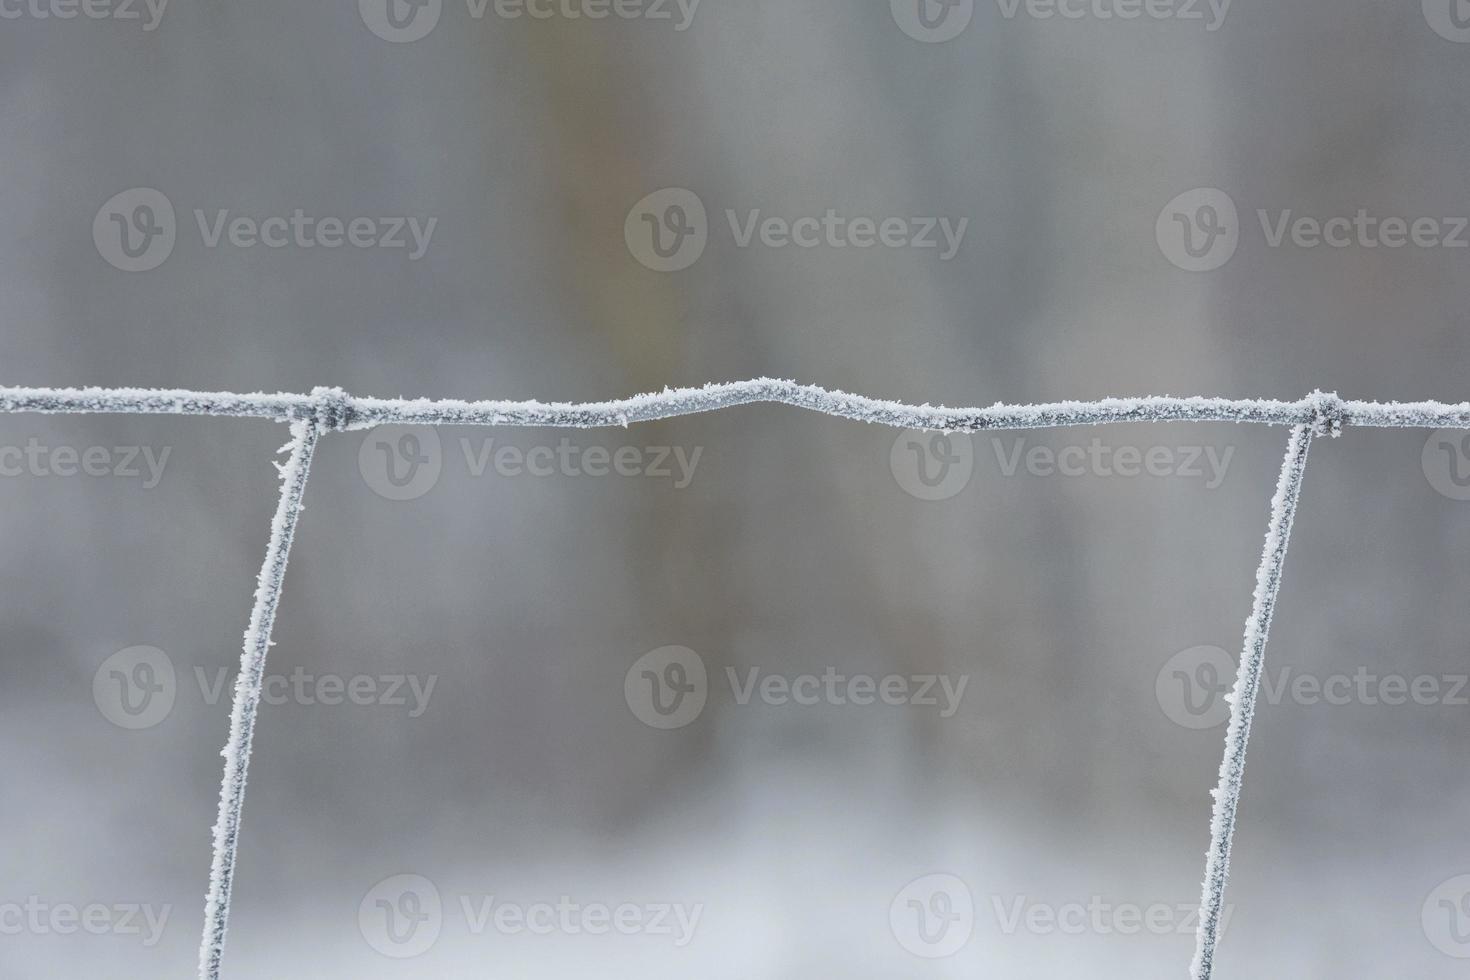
[198,420,321,980]
[0,380,1452,979]
[1,380,1468,432]
[1190,424,1315,980]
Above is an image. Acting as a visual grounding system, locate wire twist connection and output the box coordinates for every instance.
[308,386,357,432]
[1307,390,1347,438]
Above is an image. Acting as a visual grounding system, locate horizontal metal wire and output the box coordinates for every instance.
[1,379,1468,432]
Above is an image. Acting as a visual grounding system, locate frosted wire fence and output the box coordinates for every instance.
[5,379,1470,980]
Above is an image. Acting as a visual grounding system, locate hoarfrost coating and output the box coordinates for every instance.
[0,377,1455,979]
[1191,424,1314,980]
[199,421,320,980]
[3,380,1470,432]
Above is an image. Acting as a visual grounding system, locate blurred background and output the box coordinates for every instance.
[2,1,1470,976]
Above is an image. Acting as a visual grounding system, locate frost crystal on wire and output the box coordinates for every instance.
[0,379,1464,979]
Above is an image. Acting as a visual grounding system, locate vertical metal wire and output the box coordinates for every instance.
[199,420,321,980]
[1191,423,1315,979]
